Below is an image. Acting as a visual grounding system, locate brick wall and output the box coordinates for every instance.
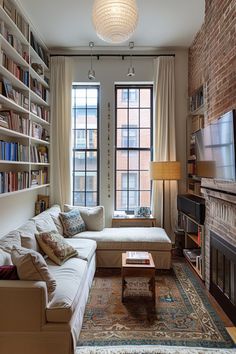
[188,0,236,123]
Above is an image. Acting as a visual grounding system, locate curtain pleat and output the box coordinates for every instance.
[50,57,73,208]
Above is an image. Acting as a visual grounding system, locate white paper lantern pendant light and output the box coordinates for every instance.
[92,0,139,44]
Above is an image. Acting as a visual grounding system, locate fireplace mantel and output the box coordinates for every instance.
[201,178,236,289]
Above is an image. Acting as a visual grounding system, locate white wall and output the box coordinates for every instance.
[72,49,188,226]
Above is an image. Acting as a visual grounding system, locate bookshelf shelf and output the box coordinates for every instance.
[0,2,50,199]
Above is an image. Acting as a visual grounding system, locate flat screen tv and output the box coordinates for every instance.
[195,110,236,180]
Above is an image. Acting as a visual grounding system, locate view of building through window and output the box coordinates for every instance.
[115,86,153,212]
[72,85,99,206]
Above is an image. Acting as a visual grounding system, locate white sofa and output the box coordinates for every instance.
[0,205,171,354]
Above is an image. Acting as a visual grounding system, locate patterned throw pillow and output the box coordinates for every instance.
[59,209,86,237]
[0,265,19,280]
[36,231,78,265]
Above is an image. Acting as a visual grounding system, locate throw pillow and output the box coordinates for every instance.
[0,249,12,265]
[0,265,19,280]
[0,230,21,254]
[64,205,104,231]
[11,246,56,297]
[59,209,86,237]
[33,212,58,233]
[36,231,78,265]
[18,220,41,253]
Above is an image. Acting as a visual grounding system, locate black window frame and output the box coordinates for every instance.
[72,84,100,207]
[115,84,153,213]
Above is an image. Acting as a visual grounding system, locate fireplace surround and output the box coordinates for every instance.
[201,178,236,324]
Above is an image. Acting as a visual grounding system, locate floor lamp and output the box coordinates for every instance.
[150,161,181,229]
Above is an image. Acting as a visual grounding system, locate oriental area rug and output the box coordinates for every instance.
[77,263,235,350]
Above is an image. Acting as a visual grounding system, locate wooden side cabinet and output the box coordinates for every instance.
[112,216,156,228]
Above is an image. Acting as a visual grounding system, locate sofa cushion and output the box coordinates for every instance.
[17,220,41,253]
[32,211,58,234]
[64,204,104,231]
[0,265,19,280]
[47,205,64,235]
[0,249,12,265]
[36,231,78,265]
[59,209,86,237]
[46,257,88,323]
[0,230,21,254]
[11,246,56,298]
[72,227,172,251]
[66,238,97,263]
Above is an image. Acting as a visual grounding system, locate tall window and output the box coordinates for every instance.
[72,85,99,206]
[115,85,153,212]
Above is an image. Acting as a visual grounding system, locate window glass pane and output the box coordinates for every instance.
[117,89,128,108]
[86,172,97,191]
[73,192,85,206]
[129,191,139,208]
[75,130,86,149]
[140,171,150,190]
[117,191,127,210]
[74,108,86,128]
[86,192,97,206]
[129,89,139,107]
[140,191,150,206]
[129,129,139,147]
[87,109,97,129]
[129,109,139,126]
[121,173,128,190]
[129,172,138,190]
[140,151,151,170]
[140,129,150,148]
[116,150,128,170]
[87,129,97,149]
[117,129,128,148]
[129,151,139,170]
[140,109,150,128]
[140,89,150,107]
[116,171,125,190]
[74,151,85,170]
[74,172,85,191]
[87,151,97,171]
[117,109,127,128]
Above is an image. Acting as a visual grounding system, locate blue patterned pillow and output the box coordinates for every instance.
[59,209,86,237]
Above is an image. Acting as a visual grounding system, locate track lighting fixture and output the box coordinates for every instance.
[88,41,96,80]
[127,42,135,77]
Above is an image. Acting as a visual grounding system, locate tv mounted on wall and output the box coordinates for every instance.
[195,110,236,181]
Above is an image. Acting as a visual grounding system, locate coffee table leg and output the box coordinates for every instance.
[149,275,156,303]
[122,277,127,302]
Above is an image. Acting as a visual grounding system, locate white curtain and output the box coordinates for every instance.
[50,56,73,208]
[151,56,177,239]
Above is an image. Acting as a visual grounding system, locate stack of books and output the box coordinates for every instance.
[126,251,150,264]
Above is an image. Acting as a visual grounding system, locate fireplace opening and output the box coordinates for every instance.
[210,231,236,325]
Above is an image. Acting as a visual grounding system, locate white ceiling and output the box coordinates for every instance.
[18,0,205,51]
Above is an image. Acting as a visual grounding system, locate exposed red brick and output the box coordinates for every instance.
[189,0,236,123]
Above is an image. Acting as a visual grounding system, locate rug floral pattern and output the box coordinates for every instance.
[77,263,235,348]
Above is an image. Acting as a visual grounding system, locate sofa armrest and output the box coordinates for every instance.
[0,280,48,331]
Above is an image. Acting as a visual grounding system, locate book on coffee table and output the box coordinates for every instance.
[126,251,150,264]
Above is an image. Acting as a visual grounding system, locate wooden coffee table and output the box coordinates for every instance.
[121,252,156,303]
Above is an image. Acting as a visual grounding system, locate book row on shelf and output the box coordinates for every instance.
[30,32,49,67]
[31,102,50,122]
[0,140,28,161]
[30,145,48,163]
[0,168,48,193]
[1,0,29,41]
[30,76,49,102]
[0,20,29,62]
[31,121,49,140]
[0,110,28,133]
[0,170,29,193]
[189,86,204,113]
[0,78,29,108]
[1,50,29,86]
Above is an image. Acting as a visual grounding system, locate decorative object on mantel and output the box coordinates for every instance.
[92,0,138,43]
[88,42,96,80]
[134,206,151,217]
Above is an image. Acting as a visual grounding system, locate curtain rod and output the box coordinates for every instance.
[50,53,175,60]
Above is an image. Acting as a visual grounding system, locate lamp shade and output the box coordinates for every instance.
[150,161,181,181]
[92,0,138,43]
